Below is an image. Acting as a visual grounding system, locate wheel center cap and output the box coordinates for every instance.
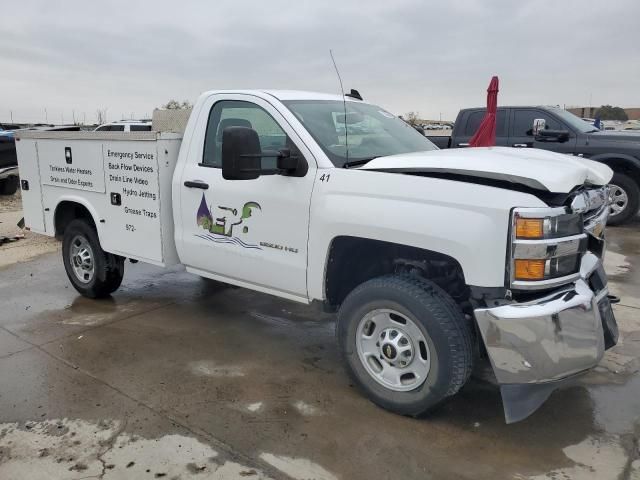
[382,343,397,360]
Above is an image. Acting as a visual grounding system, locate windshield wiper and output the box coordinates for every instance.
[342,157,379,168]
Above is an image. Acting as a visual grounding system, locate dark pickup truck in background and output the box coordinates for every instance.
[427,106,640,225]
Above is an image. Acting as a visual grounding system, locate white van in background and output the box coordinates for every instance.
[94,120,152,132]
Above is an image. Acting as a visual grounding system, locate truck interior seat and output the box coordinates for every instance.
[216,118,253,142]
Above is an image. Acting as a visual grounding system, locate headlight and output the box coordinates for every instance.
[514,212,583,239]
[509,207,587,289]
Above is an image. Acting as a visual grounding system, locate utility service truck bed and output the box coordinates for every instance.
[16,131,181,266]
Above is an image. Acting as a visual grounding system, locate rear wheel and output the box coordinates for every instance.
[337,274,474,416]
[62,219,124,298]
[0,176,18,195]
[608,172,639,226]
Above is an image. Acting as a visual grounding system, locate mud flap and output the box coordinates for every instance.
[599,295,619,350]
[500,381,565,424]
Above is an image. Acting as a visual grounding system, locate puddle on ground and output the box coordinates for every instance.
[589,375,640,435]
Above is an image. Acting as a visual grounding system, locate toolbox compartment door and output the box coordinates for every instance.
[100,140,164,263]
[15,139,46,233]
[37,139,106,193]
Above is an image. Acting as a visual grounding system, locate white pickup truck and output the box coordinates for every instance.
[16,90,618,423]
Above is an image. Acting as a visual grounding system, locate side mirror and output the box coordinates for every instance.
[221,126,309,180]
[273,148,309,177]
[532,118,546,136]
[535,129,570,143]
[221,126,261,180]
[275,149,297,170]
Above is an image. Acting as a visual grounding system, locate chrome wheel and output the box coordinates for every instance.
[608,184,628,218]
[69,235,95,284]
[356,309,431,392]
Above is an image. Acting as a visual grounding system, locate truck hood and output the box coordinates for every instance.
[588,130,640,143]
[359,147,613,193]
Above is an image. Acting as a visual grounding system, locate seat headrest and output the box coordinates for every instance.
[217,118,252,141]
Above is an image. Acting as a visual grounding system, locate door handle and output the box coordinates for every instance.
[184,180,209,189]
[513,143,529,148]
[457,142,470,147]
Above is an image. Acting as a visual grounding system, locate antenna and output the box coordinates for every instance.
[329,49,348,162]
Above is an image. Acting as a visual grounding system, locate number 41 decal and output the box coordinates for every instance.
[319,173,331,182]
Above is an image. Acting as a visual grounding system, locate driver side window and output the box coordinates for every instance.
[202,100,290,169]
[513,110,562,137]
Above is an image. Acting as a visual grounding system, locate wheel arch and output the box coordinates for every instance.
[323,236,469,311]
[53,198,100,239]
[590,154,640,184]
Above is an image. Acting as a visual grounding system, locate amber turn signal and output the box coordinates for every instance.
[514,259,546,281]
[515,218,544,239]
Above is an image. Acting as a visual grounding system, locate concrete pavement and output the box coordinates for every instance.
[0,219,639,479]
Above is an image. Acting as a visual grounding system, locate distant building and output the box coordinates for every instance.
[566,106,640,121]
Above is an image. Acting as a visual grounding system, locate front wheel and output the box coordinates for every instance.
[336,274,474,416]
[62,219,125,298]
[608,172,639,226]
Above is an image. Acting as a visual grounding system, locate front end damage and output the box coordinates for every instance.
[473,187,619,423]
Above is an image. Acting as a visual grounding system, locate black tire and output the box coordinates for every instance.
[336,274,474,417]
[608,172,639,226]
[0,176,19,195]
[62,219,125,298]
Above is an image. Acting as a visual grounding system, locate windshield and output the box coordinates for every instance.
[283,100,438,166]
[551,108,599,133]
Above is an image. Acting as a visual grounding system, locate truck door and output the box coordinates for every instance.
[508,109,577,154]
[454,109,509,147]
[176,94,316,301]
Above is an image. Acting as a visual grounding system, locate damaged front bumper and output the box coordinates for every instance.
[474,253,618,423]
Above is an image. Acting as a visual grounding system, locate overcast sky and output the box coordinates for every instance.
[1,0,638,124]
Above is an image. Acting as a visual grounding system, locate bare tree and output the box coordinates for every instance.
[404,111,420,126]
[96,108,107,124]
[163,100,193,110]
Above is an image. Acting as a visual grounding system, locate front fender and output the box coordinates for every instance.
[306,169,547,300]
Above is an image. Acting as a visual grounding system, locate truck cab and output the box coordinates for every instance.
[16,90,619,423]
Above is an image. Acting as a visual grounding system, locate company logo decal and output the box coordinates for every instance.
[195,193,262,249]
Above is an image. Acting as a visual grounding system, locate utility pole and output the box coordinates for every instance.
[10,110,13,123]
[45,108,48,123]
[72,110,76,125]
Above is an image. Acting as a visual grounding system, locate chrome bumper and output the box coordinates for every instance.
[474,253,616,423]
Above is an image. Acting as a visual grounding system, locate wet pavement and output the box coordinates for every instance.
[1,220,639,479]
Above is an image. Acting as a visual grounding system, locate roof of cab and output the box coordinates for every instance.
[262,90,359,102]
[199,89,364,103]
